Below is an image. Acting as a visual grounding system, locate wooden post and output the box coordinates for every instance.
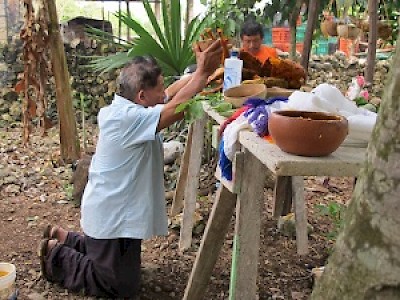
[273,176,293,217]
[301,0,319,72]
[47,0,80,162]
[366,0,378,84]
[179,115,207,250]
[292,176,308,255]
[229,149,265,300]
[171,124,194,216]
[183,186,237,300]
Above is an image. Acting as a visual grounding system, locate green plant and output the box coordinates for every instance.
[176,92,234,123]
[201,0,269,42]
[315,201,347,241]
[90,0,209,76]
[64,183,74,201]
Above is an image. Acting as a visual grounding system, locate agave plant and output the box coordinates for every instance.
[90,0,209,76]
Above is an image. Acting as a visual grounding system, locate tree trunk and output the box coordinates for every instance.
[366,0,378,85]
[288,0,302,60]
[311,38,400,299]
[301,0,319,72]
[47,0,80,162]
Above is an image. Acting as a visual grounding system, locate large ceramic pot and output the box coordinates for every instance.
[337,24,360,40]
[321,19,338,37]
[268,110,348,157]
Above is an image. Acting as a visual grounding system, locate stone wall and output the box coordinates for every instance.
[0,37,391,126]
[0,37,120,125]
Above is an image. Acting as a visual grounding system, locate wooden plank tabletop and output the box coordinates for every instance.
[239,130,366,177]
[202,101,366,177]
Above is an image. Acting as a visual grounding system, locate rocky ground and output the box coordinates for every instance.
[0,123,357,300]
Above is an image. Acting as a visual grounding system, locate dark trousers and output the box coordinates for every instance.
[45,232,141,298]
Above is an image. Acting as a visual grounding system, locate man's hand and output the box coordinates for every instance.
[194,39,223,78]
[157,40,223,131]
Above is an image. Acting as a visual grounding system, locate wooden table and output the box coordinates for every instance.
[171,102,366,300]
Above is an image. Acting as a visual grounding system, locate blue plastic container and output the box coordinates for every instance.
[263,27,272,45]
[296,23,307,42]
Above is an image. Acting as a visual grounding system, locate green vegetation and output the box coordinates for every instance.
[89,0,209,76]
[316,201,347,242]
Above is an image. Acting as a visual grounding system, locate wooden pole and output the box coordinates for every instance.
[301,0,319,72]
[118,0,122,42]
[47,0,80,162]
[366,0,378,85]
[126,0,130,41]
[154,0,161,22]
[185,0,194,28]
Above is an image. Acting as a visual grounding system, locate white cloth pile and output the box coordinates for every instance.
[273,83,377,146]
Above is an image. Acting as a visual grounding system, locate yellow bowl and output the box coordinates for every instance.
[224,83,267,108]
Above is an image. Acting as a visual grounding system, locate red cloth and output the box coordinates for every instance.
[219,106,248,137]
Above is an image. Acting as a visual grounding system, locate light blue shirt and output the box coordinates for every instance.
[80,94,168,239]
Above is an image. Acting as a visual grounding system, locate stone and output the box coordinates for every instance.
[70,154,92,206]
[163,141,183,165]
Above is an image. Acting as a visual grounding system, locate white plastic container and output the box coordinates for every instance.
[223,50,243,92]
[0,263,16,299]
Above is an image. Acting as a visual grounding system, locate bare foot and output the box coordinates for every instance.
[51,227,68,244]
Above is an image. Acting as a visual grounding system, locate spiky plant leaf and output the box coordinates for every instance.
[89,0,208,75]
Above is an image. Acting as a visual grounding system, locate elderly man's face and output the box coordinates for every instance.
[241,34,263,55]
[140,75,166,107]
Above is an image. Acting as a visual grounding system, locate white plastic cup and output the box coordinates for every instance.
[0,263,16,300]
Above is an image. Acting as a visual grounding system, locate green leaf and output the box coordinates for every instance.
[88,0,205,76]
[89,52,132,73]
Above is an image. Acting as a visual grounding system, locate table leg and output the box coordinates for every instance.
[179,116,207,251]
[183,185,237,300]
[229,149,265,300]
[292,176,308,255]
[273,176,293,217]
[171,123,194,216]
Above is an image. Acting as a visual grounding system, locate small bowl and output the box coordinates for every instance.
[224,83,267,108]
[0,263,16,299]
[268,110,348,157]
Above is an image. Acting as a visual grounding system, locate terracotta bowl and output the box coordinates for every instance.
[224,83,267,108]
[268,110,348,157]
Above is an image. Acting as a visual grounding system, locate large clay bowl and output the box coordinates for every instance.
[268,110,348,157]
[224,83,267,108]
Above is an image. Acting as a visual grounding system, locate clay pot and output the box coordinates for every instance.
[224,83,267,108]
[268,110,348,157]
[378,21,392,40]
[321,19,338,37]
[337,24,360,40]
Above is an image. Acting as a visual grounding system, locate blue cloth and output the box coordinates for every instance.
[218,96,289,181]
[81,94,168,240]
[218,139,232,181]
[243,97,289,137]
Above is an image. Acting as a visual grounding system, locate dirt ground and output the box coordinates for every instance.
[0,125,356,300]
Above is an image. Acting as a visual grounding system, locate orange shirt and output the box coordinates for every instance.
[243,45,278,64]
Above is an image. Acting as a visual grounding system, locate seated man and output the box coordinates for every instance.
[240,20,284,64]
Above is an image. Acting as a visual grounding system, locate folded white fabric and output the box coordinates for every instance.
[347,115,377,141]
[223,114,251,161]
[276,84,377,144]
